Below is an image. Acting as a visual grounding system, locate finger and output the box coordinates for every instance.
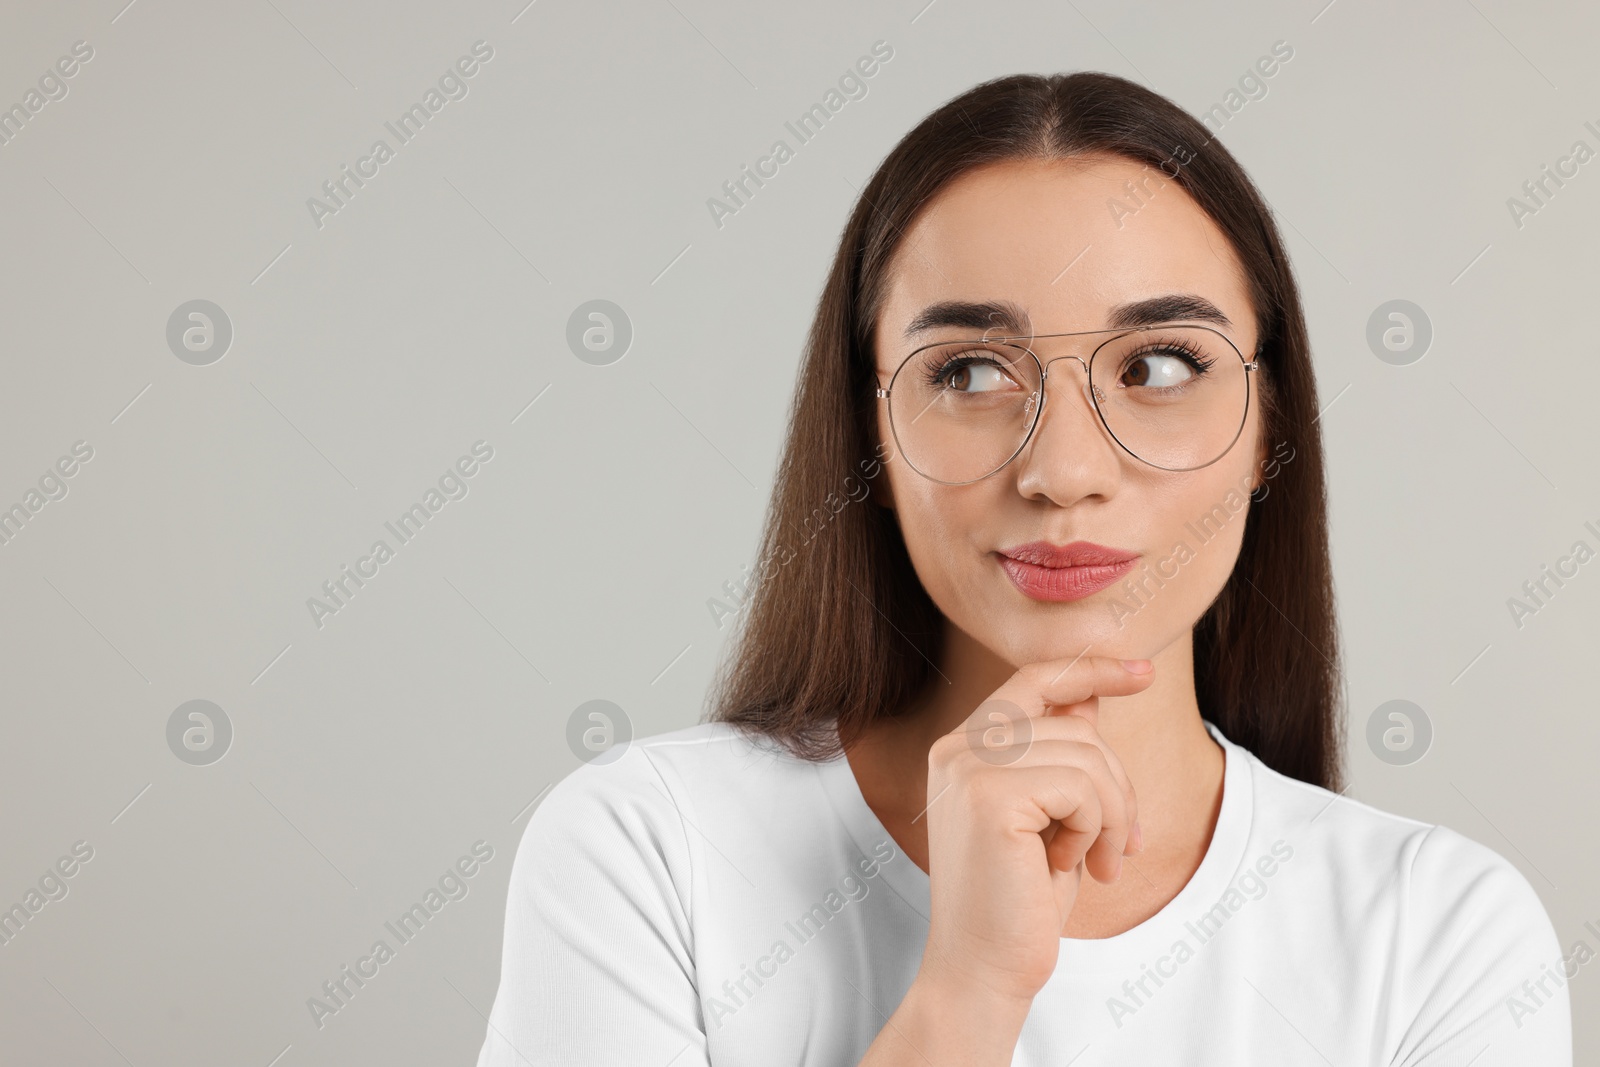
[963,656,1153,735]
[1027,767,1105,878]
[1052,693,1100,731]
[1012,722,1140,850]
[972,739,1139,857]
[1082,822,1128,883]
[951,660,1148,769]
[1005,764,1129,884]
[1027,655,1153,713]
[1046,798,1123,885]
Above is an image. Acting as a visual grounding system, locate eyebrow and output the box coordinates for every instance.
[902,293,1234,339]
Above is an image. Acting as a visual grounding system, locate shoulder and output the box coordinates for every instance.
[1221,735,1570,1058]
[506,720,818,891]
[479,722,808,1062]
[1236,740,1554,928]
[531,719,810,827]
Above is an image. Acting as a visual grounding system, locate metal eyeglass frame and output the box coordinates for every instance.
[874,322,1261,485]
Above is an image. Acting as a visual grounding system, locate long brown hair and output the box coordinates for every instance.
[706,71,1343,791]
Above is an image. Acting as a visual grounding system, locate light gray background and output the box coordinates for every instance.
[1,0,1595,1063]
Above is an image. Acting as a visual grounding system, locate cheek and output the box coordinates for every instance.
[1107,458,1259,644]
[1172,482,1254,584]
[885,462,956,549]
[882,463,996,599]
[1156,400,1265,582]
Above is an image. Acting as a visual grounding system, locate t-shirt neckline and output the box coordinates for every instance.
[815,717,1254,973]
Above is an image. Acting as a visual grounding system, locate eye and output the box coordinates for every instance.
[1121,352,1199,389]
[945,359,1016,392]
[920,349,1025,393]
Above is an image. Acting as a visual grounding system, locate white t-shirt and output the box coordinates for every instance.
[475,718,1572,1065]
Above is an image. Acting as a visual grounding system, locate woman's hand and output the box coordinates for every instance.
[915,655,1153,1008]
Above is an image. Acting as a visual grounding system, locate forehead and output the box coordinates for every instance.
[876,155,1254,357]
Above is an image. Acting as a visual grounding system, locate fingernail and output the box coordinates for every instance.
[1131,820,1144,853]
[1112,855,1123,881]
[1120,659,1152,674]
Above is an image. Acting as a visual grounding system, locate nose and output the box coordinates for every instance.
[1010,353,1122,502]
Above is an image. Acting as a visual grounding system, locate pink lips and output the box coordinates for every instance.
[997,540,1138,602]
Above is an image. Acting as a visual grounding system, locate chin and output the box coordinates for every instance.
[996,625,1133,668]
[993,604,1175,668]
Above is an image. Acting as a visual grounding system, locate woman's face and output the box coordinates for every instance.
[872,155,1267,667]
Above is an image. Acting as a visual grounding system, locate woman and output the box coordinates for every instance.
[476,72,1571,1065]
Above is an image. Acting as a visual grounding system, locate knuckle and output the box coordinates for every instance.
[1075,741,1113,779]
[1057,763,1093,798]
[928,731,962,767]
[957,765,998,806]
[945,745,983,786]
[1073,777,1103,821]
[1019,662,1051,686]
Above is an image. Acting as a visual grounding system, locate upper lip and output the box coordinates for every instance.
[998,540,1138,568]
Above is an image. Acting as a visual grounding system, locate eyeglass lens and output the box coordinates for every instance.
[886,326,1250,483]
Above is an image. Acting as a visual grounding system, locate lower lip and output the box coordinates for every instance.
[998,554,1137,602]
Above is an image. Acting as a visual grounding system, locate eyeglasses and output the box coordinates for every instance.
[875,323,1259,485]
